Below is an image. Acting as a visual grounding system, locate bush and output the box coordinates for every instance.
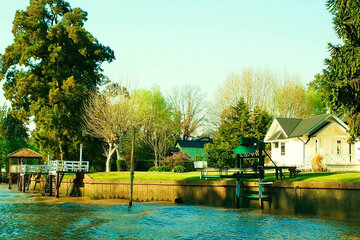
[183,161,195,172]
[157,166,172,172]
[312,154,326,172]
[173,165,186,173]
[149,166,158,172]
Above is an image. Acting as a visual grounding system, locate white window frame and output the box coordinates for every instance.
[281,142,285,156]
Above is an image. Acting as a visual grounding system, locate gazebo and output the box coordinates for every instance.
[7,148,42,190]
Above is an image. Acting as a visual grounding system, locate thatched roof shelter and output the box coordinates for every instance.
[7,148,42,159]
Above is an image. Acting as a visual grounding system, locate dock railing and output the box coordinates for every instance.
[10,160,89,175]
[50,160,89,173]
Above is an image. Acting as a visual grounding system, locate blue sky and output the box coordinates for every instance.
[0,0,339,105]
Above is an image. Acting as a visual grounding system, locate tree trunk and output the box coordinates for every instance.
[115,145,121,161]
[59,145,64,161]
[154,148,158,167]
[105,154,112,172]
[106,142,117,172]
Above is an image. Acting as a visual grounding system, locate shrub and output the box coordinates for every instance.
[170,151,191,166]
[149,166,158,172]
[89,166,97,173]
[157,166,172,172]
[183,161,195,172]
[312,154,326,172]
[173,165,186,173]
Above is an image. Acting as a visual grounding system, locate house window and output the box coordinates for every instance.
[315,140,318,153]
[274,142,279,148]
[337,140,341,154]
[281,142,285,156]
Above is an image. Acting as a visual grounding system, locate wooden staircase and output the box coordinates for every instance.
[42,172,64,196]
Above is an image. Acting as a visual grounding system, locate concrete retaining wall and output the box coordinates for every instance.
[32,175,360,218]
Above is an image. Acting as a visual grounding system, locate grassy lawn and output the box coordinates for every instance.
[79,171,360,182]
[88,171,201,181]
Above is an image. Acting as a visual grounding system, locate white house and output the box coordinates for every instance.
[264,114,360,171]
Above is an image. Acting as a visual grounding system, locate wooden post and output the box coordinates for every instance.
[8,158,11,189]
[22,175,26,192]
[19,175,23,192]
[236,179,240,208]
[79,144,83,167]
[49,175,53,196]
[16,159,21,189]
[128,126,136,208]
[259,177,263,209]
[55,172,59,198]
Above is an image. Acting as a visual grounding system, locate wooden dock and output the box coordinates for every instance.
[10,160,89,197]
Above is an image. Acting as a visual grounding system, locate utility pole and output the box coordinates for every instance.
[128,126,136,208]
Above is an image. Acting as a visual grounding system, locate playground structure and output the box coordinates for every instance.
[7,148,89,198]
[197,137,298,209]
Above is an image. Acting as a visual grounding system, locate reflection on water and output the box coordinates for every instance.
[0,184,359,239]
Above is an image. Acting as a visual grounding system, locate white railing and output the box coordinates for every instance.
[9,160,89,174]
[324,154,360,165]
[50,160,89,172]
[10,165,20,173]
[21,164,49,173]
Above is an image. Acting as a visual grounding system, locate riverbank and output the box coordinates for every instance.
[3,184,359,239]
[30,174,360,219]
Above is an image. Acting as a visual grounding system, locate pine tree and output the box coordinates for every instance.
[313,0,360,141]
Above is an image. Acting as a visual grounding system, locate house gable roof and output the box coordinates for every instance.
[276,118,302,136]
[266,114,348,141]
[176,139,212,148]
[288,114,332,137]
[267,130,287,141]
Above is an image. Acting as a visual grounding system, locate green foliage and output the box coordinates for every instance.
[205,98,273,168]
[133,87,181,166]
[164,151,190,167]
[0,106,29,170]
[311,0,360,141]
[149,166,157,172]
[116,158,127,171]
[305,86,327,116]
[157,166,172,172]
[149,166,172,172]
[0,0,115,159]
[173,165,186,173]
[183,161,195,172]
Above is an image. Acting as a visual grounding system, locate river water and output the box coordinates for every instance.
[0,185,359,239]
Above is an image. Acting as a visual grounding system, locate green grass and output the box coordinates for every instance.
[286,172,360,182]
[88,171,201,181]
[84,171,360,182]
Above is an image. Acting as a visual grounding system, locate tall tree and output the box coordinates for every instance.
[211,68,277,130]
[0,0,114,159]
[134,87,180,167]
[169,85,206,140]
[311,0,360,141]
[0,106,29,171]
[274,75,310,118]
[205,99,272,168]
[82,85,137,172]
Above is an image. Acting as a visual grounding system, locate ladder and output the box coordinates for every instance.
[42,172,64,196]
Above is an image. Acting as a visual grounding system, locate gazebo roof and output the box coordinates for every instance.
[7,148,43,159]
